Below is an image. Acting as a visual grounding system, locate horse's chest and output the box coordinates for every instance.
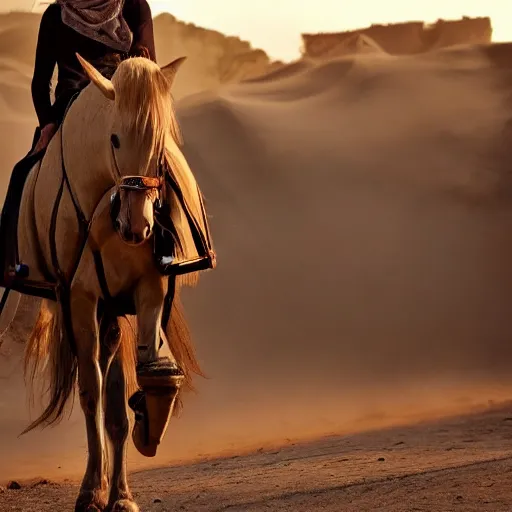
[101,236,156,296]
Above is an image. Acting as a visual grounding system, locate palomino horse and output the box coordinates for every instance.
[12,54,214,511]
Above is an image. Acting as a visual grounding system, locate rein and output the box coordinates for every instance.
[49,94,115,355]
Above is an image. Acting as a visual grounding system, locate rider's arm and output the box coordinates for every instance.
[31,7,57,128]
[126,0,157,62]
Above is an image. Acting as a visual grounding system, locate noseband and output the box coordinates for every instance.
[117,176,163,190]
[110,174,164,227]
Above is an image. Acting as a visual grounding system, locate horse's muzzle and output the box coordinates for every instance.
[117,222,152,245]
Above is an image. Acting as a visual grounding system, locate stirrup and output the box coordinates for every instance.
[1,263,29,288]
[12,263,29,279]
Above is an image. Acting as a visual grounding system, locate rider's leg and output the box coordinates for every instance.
[0,128,42,281]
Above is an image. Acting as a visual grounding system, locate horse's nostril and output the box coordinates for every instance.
[121,226,133,241]
[114,219,122,232]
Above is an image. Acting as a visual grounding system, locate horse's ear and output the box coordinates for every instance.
[161,56,187,86]
[75,53,116,101]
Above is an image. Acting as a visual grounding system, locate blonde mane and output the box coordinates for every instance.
[112,57,184,169]
[112,57,212,283]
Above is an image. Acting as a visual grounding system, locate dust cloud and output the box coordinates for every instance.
[1,14,512,482]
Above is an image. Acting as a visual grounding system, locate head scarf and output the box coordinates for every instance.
[56,0,133,53]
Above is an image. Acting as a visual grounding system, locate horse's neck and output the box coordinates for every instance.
[60,88,114,220]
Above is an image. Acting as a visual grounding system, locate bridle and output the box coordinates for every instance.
[109,141,167,228]
[117,175,163,191]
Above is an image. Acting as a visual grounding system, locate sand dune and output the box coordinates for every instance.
[1,10,512,510]
[174,45,512,420]
[0,13,40,66]
[153,14,276,99]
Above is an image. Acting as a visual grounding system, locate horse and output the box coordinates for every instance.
[11,54,214,511]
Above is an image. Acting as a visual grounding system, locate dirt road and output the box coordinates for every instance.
[2,405,512,511]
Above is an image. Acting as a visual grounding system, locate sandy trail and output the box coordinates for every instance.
[2,405,512,511]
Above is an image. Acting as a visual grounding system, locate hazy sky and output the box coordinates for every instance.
[4,1,510,60]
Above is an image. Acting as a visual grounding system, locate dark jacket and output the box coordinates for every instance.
[31,0,157,127]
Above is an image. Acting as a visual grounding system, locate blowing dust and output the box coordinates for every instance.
[2,39,512,482]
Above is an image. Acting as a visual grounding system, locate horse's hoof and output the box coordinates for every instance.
[75,490,108,512]
[129,358,184,458]
[110,499,140,512]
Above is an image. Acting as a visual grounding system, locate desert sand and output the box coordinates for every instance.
[2,405,512,510]
[2,10,512,511]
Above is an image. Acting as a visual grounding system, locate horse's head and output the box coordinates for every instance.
[110,176,162,244]
[77,53,186,246]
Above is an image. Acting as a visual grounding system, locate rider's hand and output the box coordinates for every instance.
[32,122,57,154]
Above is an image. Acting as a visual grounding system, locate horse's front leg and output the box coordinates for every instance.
[131,275,182,457]
[134,275,167,365]
[71,291,108,511]
[105,350,138,511]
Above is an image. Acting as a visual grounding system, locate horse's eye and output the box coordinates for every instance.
[111,134,121,149]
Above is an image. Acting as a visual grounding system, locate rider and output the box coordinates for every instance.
[33,0,157,153]
[0,0,157,282]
